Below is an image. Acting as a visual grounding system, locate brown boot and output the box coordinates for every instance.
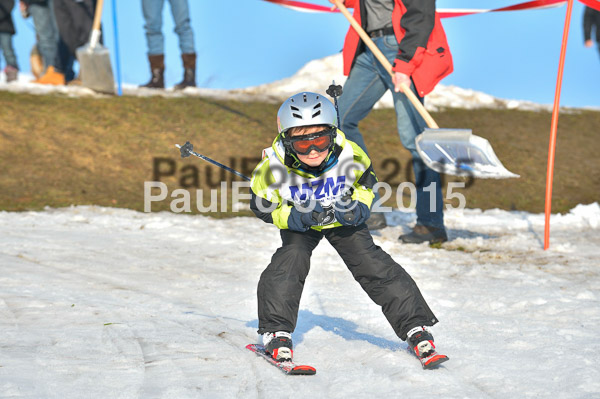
[34,66,65,85]
[30,45,44,79]
[174,53,196,90]
[141,54,164,89]
[4,65,18,83]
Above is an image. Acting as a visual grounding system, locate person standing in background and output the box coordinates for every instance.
[330,0,453,244]
[0,0,18,82]
[20,0,63,84]
[140,0,196,90]
[584,6,600,58]
[52,0,97,84]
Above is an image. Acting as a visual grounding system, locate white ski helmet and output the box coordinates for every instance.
[277,92,338,134]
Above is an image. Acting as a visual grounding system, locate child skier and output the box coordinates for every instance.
[249,91,448,369]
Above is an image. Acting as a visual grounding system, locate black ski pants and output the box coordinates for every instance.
[257,224,438,341]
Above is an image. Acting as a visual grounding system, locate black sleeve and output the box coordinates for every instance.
[396,0,436,63]
[0,1,16,35]
[356,163,378,189]
[250,190,274,225]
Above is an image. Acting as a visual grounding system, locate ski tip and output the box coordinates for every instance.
[422,354,449,370]
[289,365,317,375]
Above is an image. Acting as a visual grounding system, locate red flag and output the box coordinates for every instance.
[261,0,571,17]
[578,0,600,11]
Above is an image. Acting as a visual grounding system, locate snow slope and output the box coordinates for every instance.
[1,204,599,398]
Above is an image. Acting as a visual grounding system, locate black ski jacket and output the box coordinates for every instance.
[0,0,15,35]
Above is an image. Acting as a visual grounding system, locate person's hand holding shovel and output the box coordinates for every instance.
[392,72,412,93]
[328,0,411,93]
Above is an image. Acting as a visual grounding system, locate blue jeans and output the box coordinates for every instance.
[142,0,195,55]
[338,35,444,229]
[29,0,59,70]
[0,33,18,69]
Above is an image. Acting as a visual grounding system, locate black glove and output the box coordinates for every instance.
[288,201,333,231]
[333,197,370,226]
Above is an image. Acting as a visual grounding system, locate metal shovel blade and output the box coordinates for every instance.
[416,129,520,179]
[76,42,115,94]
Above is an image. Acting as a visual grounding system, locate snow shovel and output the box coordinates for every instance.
[333,0,519,179]
[76,0,115,94]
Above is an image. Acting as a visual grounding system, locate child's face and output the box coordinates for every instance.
[291,126,331,167]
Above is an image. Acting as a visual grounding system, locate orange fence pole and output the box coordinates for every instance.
[544,0,574,250]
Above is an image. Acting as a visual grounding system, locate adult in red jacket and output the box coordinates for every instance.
[331,0,453,243]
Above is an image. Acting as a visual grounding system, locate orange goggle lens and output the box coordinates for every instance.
[291,135,331,155]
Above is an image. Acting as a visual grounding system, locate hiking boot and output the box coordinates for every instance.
[263,331,293,361]
[174,53,196,90]
[30,45,44,79]
[34,66,65,85]
[141,54,165,89]
[4,65,18,83]
[399,224,447,244]
[366,212,387,230]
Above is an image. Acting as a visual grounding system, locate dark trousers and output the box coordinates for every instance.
[53,0,96,79]
[257,224,438,341]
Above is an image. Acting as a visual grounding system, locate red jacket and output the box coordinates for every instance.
[341,0,453,97]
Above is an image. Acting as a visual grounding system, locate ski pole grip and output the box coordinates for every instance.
[326,84,343,98]
[178,141,193,158]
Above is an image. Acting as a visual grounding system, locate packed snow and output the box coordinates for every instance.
[0,53,566,112]
[1,204,599,398]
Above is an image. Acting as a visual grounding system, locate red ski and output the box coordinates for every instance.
[246,344,316,375]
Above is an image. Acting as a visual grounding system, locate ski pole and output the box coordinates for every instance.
[326,81,343,127]
[175,141,251,182]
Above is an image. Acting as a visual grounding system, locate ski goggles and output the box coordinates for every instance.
[283,127,336,155]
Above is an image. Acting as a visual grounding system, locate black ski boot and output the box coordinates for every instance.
[263,331,293,361]
[406,326,449,369]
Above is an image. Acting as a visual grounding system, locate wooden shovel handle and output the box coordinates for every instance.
[332,0,439,129]
[92,0,104,32]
